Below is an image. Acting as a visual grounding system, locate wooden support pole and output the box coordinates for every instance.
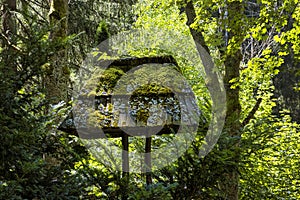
[145,136,152,185]
[122,134,129,172]
[122,135,129,200]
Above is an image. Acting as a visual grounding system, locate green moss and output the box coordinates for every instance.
[87,90,97,97]
[136,109,150,125]
[96,21,110,43]
[85,67,125,95]
[87,106,113,128]
[132,83,173,97]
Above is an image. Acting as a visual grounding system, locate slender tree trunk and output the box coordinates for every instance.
[3,0,16,38]
[45,0,70,104]
[219,2,243,199]
[185,1,243,199]
[2,0,17,71]
[1,0,17,112]
[43,0,69,169]
[273,7,300,123]
[220,51,242,200]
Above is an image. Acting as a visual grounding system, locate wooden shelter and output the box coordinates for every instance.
[58,55,200,186]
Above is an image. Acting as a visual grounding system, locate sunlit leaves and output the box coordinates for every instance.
[241,114,300,199]
[240,48,283,120]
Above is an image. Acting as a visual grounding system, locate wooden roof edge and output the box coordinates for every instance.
[58,124,204,139]
[98,55,178,69]
[80,91,196,99]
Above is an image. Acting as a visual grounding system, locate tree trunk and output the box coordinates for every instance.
[220,51,242,200]
[2,0,17,70]
[45,0,69,104]
[185,1,243,199]
[220,2,243,199]
[1,0,17,112]
[273,11,300,123]
[3,0,16,38]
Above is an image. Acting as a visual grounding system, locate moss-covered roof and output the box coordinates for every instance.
[59,56,203,138]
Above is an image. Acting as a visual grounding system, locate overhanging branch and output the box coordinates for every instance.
[242,98,262,127]
[184,0,210,55]
[0,32,22,52]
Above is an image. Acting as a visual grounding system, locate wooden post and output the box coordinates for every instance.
[122,134,129,200]
[145,136,152,185]
[122,134,129,172]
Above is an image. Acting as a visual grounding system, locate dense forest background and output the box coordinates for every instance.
[0,0,299,199]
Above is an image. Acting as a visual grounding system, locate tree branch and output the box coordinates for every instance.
[242,98,262,127]
[184,0,226,113]
[0,32,22,52]
[184,0,227,158]
[184,0,210,54]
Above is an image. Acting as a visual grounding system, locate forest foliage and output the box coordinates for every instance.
[0,0,300,199]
